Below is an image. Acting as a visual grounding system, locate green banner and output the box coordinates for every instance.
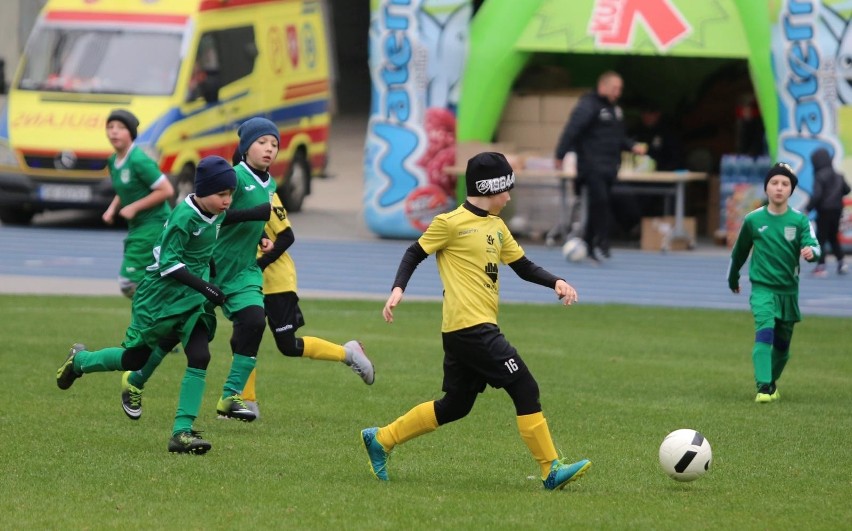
[516,0,749,58]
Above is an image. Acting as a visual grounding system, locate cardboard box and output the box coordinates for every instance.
[497,122,564,151]
[641,216,696,251]
[501,93,542,123]
[540,91,585,124]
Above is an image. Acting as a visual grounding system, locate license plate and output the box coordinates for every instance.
[39,184,93,203]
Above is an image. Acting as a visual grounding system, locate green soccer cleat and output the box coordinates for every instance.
[56,343,85,390]
[344,340,375,385]
[168,430,212,455]
[542,458,592,490]
[755,384,776,403]
[216,395,257,422]
[121,371,143,420]
[361,427,389,481]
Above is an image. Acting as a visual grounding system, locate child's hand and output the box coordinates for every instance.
[800,247,814,260]
[119,205,137,220]
[554,279,578,306]
[259,238,274,253]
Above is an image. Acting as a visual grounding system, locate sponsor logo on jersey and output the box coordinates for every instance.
[245,185,256,191]
[484,262,498,283]
[192,227,205,236]
[758,225,768,233]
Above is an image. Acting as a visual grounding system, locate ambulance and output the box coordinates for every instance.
[0,0,332,224]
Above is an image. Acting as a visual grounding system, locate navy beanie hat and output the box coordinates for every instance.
[764,162,798,193]
[466,152,515,197]
[238,117,280,156]
[106,109,139,140]
[195,156,236,197]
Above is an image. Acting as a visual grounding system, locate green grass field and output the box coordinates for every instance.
[1,295,850,530]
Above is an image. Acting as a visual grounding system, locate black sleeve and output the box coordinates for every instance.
[257,227,294,271]
[167,266,226,305]
[507,256,561,289]
[209,257,217,279]
[223,203,271,225]
[392,242,429,291]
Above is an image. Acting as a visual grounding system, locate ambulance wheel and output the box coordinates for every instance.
[0,206,35,225]
[280,150,310,213]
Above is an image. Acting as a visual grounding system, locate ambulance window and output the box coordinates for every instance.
[213,26,256,86]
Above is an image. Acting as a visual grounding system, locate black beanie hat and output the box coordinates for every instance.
[764,162,798,193]
[466,152,515,197]
[238,117,280,156]
[195,156,236,197]
[106,109,139,140]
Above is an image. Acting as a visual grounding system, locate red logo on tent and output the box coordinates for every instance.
[588,0,691,50]
[286,25,299,67]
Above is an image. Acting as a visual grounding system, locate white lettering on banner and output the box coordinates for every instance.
[775,0,839,203]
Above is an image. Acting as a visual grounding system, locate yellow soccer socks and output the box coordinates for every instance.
[517,412,559,479]
[242,368,257,402]
[302,336,346,362]
[376,401,438,451]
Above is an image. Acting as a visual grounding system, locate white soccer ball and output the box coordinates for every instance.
[561,237,588,262]
[658,429,712,482]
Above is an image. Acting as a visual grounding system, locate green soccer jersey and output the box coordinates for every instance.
[727,205,820,295]
[107,145,171,229]
[212,162,275,294]
[418,203,525,332]
[130,195,224,327]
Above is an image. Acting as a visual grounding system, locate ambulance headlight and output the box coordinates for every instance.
[0,141,19,168]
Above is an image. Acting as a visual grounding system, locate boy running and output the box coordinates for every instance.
[728,163,820,402]
[361,152,591,490]
[56,156,270,453]
[102,109,174,297]
[239,186,375,417]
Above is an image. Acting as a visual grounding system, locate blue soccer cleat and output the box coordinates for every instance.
[542,458,592,490]
[361,427,389,481]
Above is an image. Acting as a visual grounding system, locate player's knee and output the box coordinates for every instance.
[505,371,542,416]
[230,306,266,355]
[274,332,301,357]
[755,328,774,345]
[773,337,790,351]
[434,392,477,425]
[121,346,151,371]
[184,345,210,370]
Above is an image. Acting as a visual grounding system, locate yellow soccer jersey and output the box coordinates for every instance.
[418,204,525,332]
[259,194,297,295]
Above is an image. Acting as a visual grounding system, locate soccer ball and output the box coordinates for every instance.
[561,237,587,262]
[658,429,712,482]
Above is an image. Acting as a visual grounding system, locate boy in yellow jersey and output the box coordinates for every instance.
[362,152,591,490]
[239,191,375,416]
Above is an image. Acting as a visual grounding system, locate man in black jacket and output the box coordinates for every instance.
[555,71,646,261]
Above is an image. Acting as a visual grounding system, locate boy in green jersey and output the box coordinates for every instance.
[102,110,174,297]
[361,152,591,490]
[119,118,375,422]
[728,163,820,403]
[56,156,270,454]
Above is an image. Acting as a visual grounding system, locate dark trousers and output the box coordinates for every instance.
[815,208,844,265]
[581,172,616,253]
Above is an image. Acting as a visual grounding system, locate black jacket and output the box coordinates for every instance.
[807,148,850,212]
[554,91,635,176]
